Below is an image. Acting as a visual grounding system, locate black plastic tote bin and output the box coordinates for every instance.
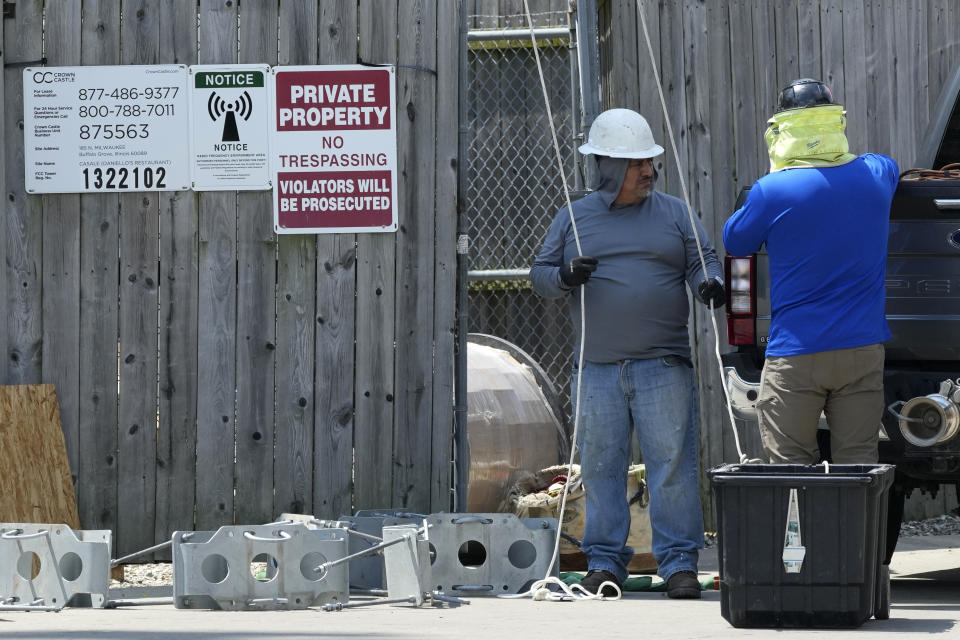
[709,463,895,628]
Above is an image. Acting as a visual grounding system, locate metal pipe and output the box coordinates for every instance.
[1,529,49,540]
[308,519,383,543]
[105,598,174,608]
[349,588,388,597]
[246,597,289,606]
[454,0,471,512]
[111,533,193,567]
[568,3,584,192]
[467,27,569,42]
[575,0,601,188]
[314,528,423,573]
[467,268,529,280]
[242,530,292,543]
[323,596,417,611]
[431,591,471,605]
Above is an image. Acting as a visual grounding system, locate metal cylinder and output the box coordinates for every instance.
[898,393,960,447]
[465,334,569,512]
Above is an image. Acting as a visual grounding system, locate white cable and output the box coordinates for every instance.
[499,575,622,601]
[635,0,748,463]
[521,0,613,599]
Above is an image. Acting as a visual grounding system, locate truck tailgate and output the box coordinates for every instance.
[886,178,960,360]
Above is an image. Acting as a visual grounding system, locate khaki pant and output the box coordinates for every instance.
[757,343,885,464]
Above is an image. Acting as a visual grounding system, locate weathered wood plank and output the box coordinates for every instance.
[773,0,798,88]
[682,0,713,226]
[607,0,639,111]
[927,0,952,122]
[432,0,459,512]
[841,1,868,152]
[796,0,821,79]
[154,0,199,559]
[237,0,280,522]
[729,0,762,189]
[40,0,81,485]
[117,0,161,556]
[3,0,43,385]
[195,0,240,529]
[750,0,777,175]
[393,0,438,511]
[656,0,686,198]
[0,16,4,391]
[820,1,845,113]
[893,1,928,169]
[354,0,398,511]
[634,0,663,154]
[117,191,160,555]
[951,0,960,88]
[77,0,120,536]
[274,0,318,522]
[863,0,894,156]
[683,0,720,528]
[314,0,358,519]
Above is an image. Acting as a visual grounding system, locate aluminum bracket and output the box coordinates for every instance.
[0,523,111,610]
[172,522,348,610]
[426,513,558,596]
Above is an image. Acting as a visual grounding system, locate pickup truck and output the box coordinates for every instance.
[721,66,960,562]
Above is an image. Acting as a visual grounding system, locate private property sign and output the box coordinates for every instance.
[270,65,398,234]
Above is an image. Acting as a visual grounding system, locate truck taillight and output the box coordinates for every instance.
[725,255,756,345]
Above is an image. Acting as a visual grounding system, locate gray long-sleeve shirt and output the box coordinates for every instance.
[530,189,723,363]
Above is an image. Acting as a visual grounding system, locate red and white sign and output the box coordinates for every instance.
[270,65,397,234]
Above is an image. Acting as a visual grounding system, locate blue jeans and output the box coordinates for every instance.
[572,356,704,583]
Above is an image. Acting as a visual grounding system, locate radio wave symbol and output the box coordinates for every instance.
[207,91,253,142]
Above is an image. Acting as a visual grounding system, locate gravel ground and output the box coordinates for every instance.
[900,513,960,537]
[111,563,173,588]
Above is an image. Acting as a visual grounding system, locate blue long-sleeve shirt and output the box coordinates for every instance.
[723,153,898,357]
[530,189,722,363]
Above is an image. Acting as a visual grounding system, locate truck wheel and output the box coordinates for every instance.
[874,564,890,620]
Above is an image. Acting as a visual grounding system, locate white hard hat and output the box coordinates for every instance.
[578,108,664,159]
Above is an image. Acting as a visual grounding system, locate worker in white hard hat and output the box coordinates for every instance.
[530,108,724,599]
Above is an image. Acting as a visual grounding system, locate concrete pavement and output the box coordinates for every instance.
[0,535,957,639]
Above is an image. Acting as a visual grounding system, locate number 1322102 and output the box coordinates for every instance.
[82,166,167,190]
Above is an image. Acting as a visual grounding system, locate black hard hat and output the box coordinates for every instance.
[775,78,836,113]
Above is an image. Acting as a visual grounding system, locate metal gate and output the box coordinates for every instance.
[465,11,593,421]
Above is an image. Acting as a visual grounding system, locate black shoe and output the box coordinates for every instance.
[579,570,621,597]
[666,570,701,599]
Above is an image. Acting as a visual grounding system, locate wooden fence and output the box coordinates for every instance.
[599,0,960,521]
[0,1,459,556]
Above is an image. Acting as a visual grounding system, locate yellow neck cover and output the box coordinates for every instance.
[764,104,856,172]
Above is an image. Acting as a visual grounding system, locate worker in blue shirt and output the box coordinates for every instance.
[531,108,724,599]
[723,78,899,464]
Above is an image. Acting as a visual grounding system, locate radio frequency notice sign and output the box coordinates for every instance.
[189,65,270,190]
[24,65,190,193]
[270,65,398,234]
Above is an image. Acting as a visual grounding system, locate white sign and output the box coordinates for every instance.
[270,65,398,234]
[189,64,271,191]
[23,65,190,193]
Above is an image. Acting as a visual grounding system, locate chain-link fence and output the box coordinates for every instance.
[466,21,581,421]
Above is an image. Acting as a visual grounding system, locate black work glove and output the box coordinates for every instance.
[697,276,725,308]
[559,256,598,287]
